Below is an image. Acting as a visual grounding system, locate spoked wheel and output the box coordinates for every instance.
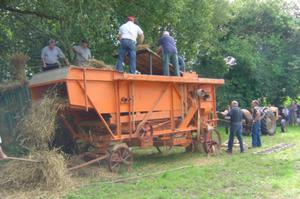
[108,144,133,173]
[203,129,221,155]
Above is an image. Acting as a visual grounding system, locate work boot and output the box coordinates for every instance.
[226,149,232,154]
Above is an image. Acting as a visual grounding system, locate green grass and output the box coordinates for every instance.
[66,127,300,199]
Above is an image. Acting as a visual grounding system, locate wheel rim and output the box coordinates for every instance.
[108,146,133,173]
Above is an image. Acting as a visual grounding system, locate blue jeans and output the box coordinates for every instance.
[162,53,180,76]
[228,123,244,152]
[116,39,136,74]
[252,121,262,147]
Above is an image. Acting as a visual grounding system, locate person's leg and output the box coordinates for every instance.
[227,125,235,152]
[116,40,127,72]
[170,53,180,76]
[236,125,244,152]
[251,122,257,147]
[162,53,170,76]
[257,121,262,147]
[128,40,137,74]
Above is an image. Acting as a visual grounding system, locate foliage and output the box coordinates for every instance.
[0,0,299,108]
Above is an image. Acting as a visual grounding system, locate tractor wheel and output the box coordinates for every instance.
[203,129,221,155]
[261,109,276,135]
[108,143,133,173]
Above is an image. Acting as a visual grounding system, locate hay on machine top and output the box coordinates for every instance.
[28,51,224,172]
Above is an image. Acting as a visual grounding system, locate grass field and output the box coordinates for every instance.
[66,127,300,199]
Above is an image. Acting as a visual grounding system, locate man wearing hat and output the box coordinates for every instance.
[41,39,70,71]
[221,100,245,153]
[116,16,144,74]
[157,31,180,76]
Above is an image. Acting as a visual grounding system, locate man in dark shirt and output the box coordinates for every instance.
[221,100,245,153]
[157,31,180,76]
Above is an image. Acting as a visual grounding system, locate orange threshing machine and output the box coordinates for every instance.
[29,49,224,172]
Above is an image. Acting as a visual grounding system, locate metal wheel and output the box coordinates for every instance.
[108,144,133,173]
[203,129,221,155]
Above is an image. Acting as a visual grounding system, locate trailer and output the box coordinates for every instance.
[29,49,224,172]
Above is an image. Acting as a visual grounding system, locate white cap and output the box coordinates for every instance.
[163,31,170,36]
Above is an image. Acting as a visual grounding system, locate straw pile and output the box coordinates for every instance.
[87,59,114,69]
[136,44,150,51]
[0,81,24,92]
[17,92,66,150]
[10,52,28,83]
[0,150,71,191]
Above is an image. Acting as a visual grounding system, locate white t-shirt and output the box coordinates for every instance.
[119,21,143,42]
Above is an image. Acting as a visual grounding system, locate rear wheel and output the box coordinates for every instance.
[108,143,133,173]
[261,109,276,135]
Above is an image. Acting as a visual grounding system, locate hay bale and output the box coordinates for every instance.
[0,150,71,191]
[9,52,28,83]
[17,92,66,150]
[136,44,150,51]
[87,59,114,69]
[0,81,24,93]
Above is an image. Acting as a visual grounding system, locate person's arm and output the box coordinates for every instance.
[157,45,162,55]
[138,33,144,44]
[137,26,144,44]
[57,47,69,66]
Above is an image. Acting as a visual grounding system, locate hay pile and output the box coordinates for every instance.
[17,92,66,150]
[0,53,28,93]
[0,91,73,197]
[0,150,70,191]
[10,52,28,83]
[87,59,114,69]
[136,44,150,51]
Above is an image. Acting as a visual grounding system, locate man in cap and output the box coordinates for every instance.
[157,31,180,76]
[41,39,70,71]
[221,100,245,153]
[0,136,7,159]
[72,39,92,66]
[116,16,144,74]
[251,100,262,147]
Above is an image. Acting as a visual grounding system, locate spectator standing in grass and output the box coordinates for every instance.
[251,100,262,148]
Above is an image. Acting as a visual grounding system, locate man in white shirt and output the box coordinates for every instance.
[72,39,92,66]
[41,39,70,71]
[116,16,144,74]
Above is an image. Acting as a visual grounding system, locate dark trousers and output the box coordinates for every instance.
[43,63,59,71]
[116,39,136,74]
[252,121,262,147]
[162,53,180,76]
[228,123,244,152]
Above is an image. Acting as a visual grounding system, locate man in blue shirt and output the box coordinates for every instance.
[157,31,180,76]
[221,101,245,153]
